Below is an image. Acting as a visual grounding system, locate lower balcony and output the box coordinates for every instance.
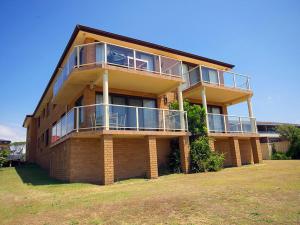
[51,104,188,143]
[207,113,257,135]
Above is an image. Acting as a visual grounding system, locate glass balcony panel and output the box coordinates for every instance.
[189,66,200,85]
[160,56,181,77]
[226,116,241,132]
[222,71,235,88]
[108,105,136,129]
[201,67,219,84]
[135,51,160,73]
[138,108,162,130]
[66,109,75,133]
[165,110,182,130]
[208,114,225,132]
[107,44,134,68]
[235,75,249,90]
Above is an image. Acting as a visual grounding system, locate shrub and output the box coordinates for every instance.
[206,152,225,172]
[277,125,300,159]
[169,139,181,173]
[190,136,211,172]
[271,152,290,160]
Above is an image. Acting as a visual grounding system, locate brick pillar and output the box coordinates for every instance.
[101,135,114,185]
[251,137,263,164]
[145,136,158,179]
[229,137,242,167]
[179,136,190,173]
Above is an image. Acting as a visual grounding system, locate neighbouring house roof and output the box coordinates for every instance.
[0,139,11,145]
[25,24,235,124]
[257,121,300,127]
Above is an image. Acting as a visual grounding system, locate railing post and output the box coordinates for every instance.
[76,46,80,68]
[223,115,227,133]
[217,70,221,86]
[233,73,236,88]
[136,107,139,131]
[159,55,162,74]
[104,43,107,64]
[76,107,79,132]
[162,110,166,131]
[185,112,188,132]
[199,65,203,83]
[247,77,251,90]
[133,50,137,69]
[239,117,243,133]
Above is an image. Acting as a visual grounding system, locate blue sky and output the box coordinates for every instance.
[0,0,299,141]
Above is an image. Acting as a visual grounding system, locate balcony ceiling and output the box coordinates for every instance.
[53,64,182,105]
[183,83,253,105]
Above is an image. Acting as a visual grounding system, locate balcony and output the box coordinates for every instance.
[52,42,183,104]
[51,104,188,143]
[182,65,252,104]
[207,113,257,134]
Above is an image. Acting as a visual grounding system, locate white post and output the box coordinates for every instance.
[239,117,243,133]
[158,55,162,74]
[136,107,139,130]
[199,65,203,82]
[223,115,227,133]
[103,70,109,130]
[201,87,209,132]
[217,70,221,86]
[178,85,185,130]
[233,74,236,88]
[162,110,166,131]
[76,107,79,132]
[247,97,254,118]
[104,43,107,64]
[133,50,137,69]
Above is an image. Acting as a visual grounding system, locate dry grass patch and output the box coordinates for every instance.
[0,161,300,225]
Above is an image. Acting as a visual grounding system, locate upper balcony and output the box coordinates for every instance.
[52,42,183,104]
[182,65,252,105]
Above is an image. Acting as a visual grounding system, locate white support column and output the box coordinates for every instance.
[201,87,209,132]
[103,70,109,130]
[247,97,254,118]
[178,85,185,130]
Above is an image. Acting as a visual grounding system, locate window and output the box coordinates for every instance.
[182,63,200,86]
[38,117,40,128]
[43,108,46,118]
[75,96,84,124]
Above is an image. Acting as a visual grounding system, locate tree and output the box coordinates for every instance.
[10,142,26,160]
[276,125,300,159]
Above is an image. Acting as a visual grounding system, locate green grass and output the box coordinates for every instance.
[0,161,300,225]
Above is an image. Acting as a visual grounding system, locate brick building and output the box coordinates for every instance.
[23,25,262,185]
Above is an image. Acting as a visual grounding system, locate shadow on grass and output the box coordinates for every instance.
[15,163,67,186]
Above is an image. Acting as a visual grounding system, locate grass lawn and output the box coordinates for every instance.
[0,161,300,225]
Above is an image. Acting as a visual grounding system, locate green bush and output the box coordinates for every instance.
[190,137,224,172]
[272,152,290,160]
[169,139,181,173]
[206,152,225,172]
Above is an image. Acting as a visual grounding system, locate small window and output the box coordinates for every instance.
[38,117,40,128]
[46,103,50,117]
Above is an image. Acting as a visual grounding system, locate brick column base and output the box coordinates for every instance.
[101,135,114,185]
[179,136,190,173]
[251,137,263,164]
[229,137,242,167]
[145,136,158,179]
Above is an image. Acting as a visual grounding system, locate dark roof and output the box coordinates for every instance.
[0,139,11,144]
[28,24,235,118]
[257,121,300,127]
